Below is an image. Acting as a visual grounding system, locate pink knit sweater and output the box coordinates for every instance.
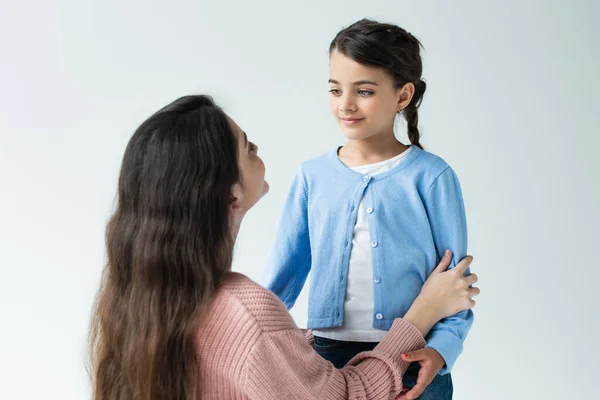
[195,272,426,399]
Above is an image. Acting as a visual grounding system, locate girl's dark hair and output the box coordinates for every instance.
[88,95,239,400]
[330,19,426,149]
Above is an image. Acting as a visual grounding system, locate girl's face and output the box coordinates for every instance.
[228,116,269,217]
[328,50,413,141]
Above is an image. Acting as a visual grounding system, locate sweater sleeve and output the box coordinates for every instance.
[262,167,312,309]
[242,319,426,400]
[423,166,474,374]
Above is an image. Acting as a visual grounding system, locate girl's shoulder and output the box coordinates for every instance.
[410,146,450,172]
[406,146,460,182]
[299,148,337,174]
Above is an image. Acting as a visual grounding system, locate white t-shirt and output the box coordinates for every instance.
[313,147,412,342]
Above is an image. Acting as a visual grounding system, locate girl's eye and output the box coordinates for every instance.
[249,142,258,153]
[329,89,342,96]
[358,90,374,96]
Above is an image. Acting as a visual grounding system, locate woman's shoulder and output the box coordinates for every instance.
[194,273,299,386]
[219,272,298,333]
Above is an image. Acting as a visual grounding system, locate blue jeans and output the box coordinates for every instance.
[313,336,453,400]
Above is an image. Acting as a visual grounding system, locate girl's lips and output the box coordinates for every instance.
[341,118,364,125]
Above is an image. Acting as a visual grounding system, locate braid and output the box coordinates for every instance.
[404,80,426,149]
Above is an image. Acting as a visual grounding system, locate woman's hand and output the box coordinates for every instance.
[403,250,479,336]
[419,250,478,319]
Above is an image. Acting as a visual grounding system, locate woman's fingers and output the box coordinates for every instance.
[400,349,428,362]
[461,287,479,310]
[454,255,473,274]
[464,273,478,286]
[468,287,480,298]
[433,250,453,273]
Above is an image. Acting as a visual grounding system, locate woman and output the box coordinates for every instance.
[88,95,479,399]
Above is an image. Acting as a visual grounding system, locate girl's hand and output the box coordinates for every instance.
[403,250,479,336]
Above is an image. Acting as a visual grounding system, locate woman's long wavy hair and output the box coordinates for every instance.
[88,95,239,400]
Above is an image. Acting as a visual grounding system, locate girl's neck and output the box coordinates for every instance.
[339,134,408,167]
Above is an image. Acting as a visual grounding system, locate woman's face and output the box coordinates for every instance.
[228,116,269,215]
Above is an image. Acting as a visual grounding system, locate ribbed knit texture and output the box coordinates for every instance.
[195,272,426,399]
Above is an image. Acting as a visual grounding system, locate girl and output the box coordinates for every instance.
[88,94,479,399]
[264,19,473,400]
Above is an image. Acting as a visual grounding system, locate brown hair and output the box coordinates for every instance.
[88,95,239,399]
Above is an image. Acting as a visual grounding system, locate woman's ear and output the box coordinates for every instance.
[230,182,244,210]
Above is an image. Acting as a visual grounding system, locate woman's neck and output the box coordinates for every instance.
[339,134,408,167]
[230,212,245,243]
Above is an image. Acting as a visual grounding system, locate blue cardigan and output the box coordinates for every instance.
[263,145,473,373]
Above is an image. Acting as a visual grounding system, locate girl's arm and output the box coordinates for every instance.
[422,166,473,374]
[262,168,311,309]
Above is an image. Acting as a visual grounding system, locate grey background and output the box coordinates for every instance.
[1,0,598,398]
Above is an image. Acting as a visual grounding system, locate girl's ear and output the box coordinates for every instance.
[397,82,415,112]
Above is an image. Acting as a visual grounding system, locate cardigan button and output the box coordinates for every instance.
[376,313,384,320]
